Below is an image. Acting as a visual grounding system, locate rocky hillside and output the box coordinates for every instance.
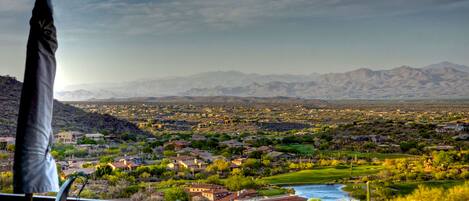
[0,75,150,137]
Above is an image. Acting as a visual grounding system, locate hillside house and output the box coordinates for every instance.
[187,183,225,193]
[0,137,15,150]
[217,189,257,201]
[221,139,244,148]
[192,134,207,141]
[186,184,231,201]
[55,131,83,144]
[436,123,469,133]
[190,148,214,162]
[167,156,207,171]
[202,189,232,201]
[108,159,139,171]
[165,140,190,150]
[266,151,294,160]
[85,133,105,141]
[231,158,247,166]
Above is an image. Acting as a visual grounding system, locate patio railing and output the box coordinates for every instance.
[0,193,102,201]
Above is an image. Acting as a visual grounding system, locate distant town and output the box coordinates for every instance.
[0,99,468,200]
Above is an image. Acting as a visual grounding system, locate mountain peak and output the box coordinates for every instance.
[195,70,246,76]
[345,68,375,78]
[438,61,455,65]
[423,62,469,73]
[354,68,373,72]
[393,65,416,71]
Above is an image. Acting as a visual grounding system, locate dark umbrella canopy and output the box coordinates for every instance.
[13,0,59,194]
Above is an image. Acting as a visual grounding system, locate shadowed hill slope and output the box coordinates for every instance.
[0,75,150,137]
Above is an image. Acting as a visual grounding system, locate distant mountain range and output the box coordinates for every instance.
[0,75,150,137]
[56,62,469,100]
[57,71,319,101]
[86,96,327,106]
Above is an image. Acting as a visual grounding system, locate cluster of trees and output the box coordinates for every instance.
[393,182,469,201]
[344,151,469,200]
[203,173,265,192]
[51,144,88,160]
[0,172,12,193]
[130,186,189,201]
[224,174,264,191]
[379,151,469,182]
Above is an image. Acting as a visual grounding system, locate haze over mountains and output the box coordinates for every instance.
[58,71,320,101]
[56,62,469,101]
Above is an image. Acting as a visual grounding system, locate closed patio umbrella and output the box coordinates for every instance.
[13,0,60,195]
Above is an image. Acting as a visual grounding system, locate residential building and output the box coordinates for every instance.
[187,184,231,201]
[55,131,83,144]
[168,156,207,171]
[202,189,231,201]
[165,140,190,150]
[0,137,15,150]
[85,133,105,141]
[266,151,294,160]
[232,158,246,166]
[221,139,243,148]
[108,159,138,171]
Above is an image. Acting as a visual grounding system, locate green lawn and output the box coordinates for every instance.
[275,144,315,155]
[258,188,289,196]
[263,165,382,185]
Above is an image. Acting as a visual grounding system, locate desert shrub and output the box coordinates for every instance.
[393,182,469,201]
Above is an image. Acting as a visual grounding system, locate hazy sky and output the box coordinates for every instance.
[1,0,469,89]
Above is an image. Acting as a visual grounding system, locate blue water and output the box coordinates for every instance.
[292,184,355,201]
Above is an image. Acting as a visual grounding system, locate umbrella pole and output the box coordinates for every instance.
[13,0,60,196]
[25,193,33,201]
